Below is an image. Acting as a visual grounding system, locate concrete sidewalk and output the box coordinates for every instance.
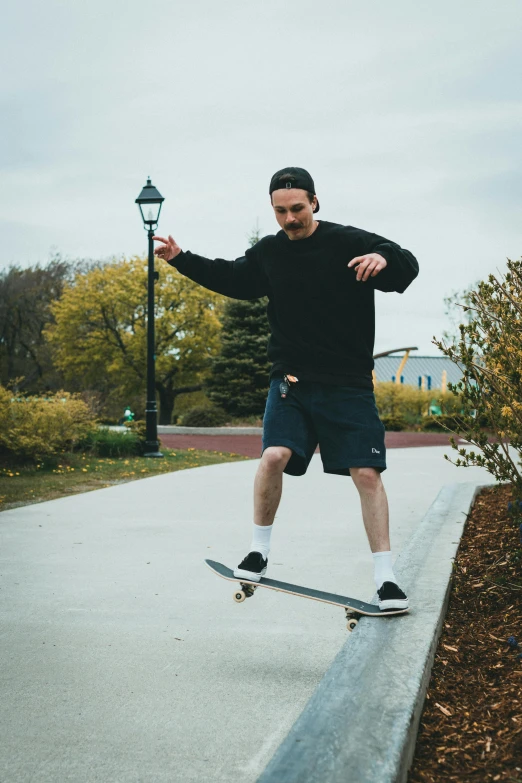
[0,447,493,782]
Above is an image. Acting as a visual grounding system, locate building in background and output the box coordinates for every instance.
[373,349,462,391]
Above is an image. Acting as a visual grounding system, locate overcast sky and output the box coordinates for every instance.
[1,0,521,355]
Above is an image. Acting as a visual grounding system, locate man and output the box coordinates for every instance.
[153,167,418,610]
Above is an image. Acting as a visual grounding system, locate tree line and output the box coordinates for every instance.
[0,233,271,425]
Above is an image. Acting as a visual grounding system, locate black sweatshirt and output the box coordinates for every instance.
[168,220,419,389]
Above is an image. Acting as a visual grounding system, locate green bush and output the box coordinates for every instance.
[380,415,408,431]
[0,387,96,461]
[123,419,155,455]
[124,419,147,442]
[374,382,462,425]
[80,427,141,457]
[375,382,428,420]
[182,405,228,427]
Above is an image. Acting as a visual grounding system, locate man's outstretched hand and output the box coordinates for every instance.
[348,253,387,282]
[152,235,182,263]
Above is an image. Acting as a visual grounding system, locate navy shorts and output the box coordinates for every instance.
[262,377,386,477]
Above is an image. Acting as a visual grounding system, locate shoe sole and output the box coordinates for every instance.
[233,567,267,582]
[378,598,409,611]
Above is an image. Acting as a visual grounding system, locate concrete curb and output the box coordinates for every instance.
[257,481,490,783]
[106,425,263,435]
[157,425,263,435]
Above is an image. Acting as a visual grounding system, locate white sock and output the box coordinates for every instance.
[250,523,273,559]
[372,551,396,589]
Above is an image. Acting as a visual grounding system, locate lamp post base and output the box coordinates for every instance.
[144,443,164,458]
[144,401,162,457]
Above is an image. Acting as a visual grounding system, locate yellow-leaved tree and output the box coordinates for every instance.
[45,257,224,423]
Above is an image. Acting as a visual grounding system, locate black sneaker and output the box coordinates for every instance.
[234,551,268,582]
[377,581,409,611]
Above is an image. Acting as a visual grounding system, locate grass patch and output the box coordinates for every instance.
[0,447,248,512]
[223,415,263,427]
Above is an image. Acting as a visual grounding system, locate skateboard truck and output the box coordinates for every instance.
[345,609,360,632]
[233,583,257,602]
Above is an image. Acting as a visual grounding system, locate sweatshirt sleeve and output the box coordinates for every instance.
[358,231,419,294]
[167,242,270,300]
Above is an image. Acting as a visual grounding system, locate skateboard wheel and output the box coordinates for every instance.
[346,618,359,632]
[233,590,246,603]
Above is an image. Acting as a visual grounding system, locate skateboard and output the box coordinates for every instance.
[205,559,409,631]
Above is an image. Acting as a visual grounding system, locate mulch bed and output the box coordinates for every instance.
[408,483,522,782]
[159,431,462,459]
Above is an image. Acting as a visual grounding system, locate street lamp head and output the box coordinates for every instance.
[135,177,164,229]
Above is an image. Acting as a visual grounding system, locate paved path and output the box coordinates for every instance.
[0,447,491,783]
[160,431,462,458]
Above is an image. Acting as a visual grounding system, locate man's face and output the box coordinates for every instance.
[271,188,318,240]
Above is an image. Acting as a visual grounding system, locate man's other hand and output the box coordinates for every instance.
[153,235,182,262]
[348,253,387,282]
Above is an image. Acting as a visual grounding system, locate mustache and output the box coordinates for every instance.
[285,223,303,230]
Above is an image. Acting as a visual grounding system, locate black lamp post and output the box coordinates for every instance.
[135,177,164,458]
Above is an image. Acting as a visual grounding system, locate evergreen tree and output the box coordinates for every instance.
[205,229,271,417]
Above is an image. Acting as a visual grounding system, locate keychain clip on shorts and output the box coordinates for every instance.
[279,374,299,399]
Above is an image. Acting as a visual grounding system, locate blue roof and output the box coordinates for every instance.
[374,355,463,387]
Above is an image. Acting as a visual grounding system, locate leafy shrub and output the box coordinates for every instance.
[182,405,228,427]
[123,419,153,454]
[434,257,522,489]
[0,387,96,461]
[380,415,408,431]
[375,382,427,420]
[80,427,141,457]
[124,419,147,442]
[374,381,461,425]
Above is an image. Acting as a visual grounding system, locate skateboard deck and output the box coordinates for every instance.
[205,559,409,631]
